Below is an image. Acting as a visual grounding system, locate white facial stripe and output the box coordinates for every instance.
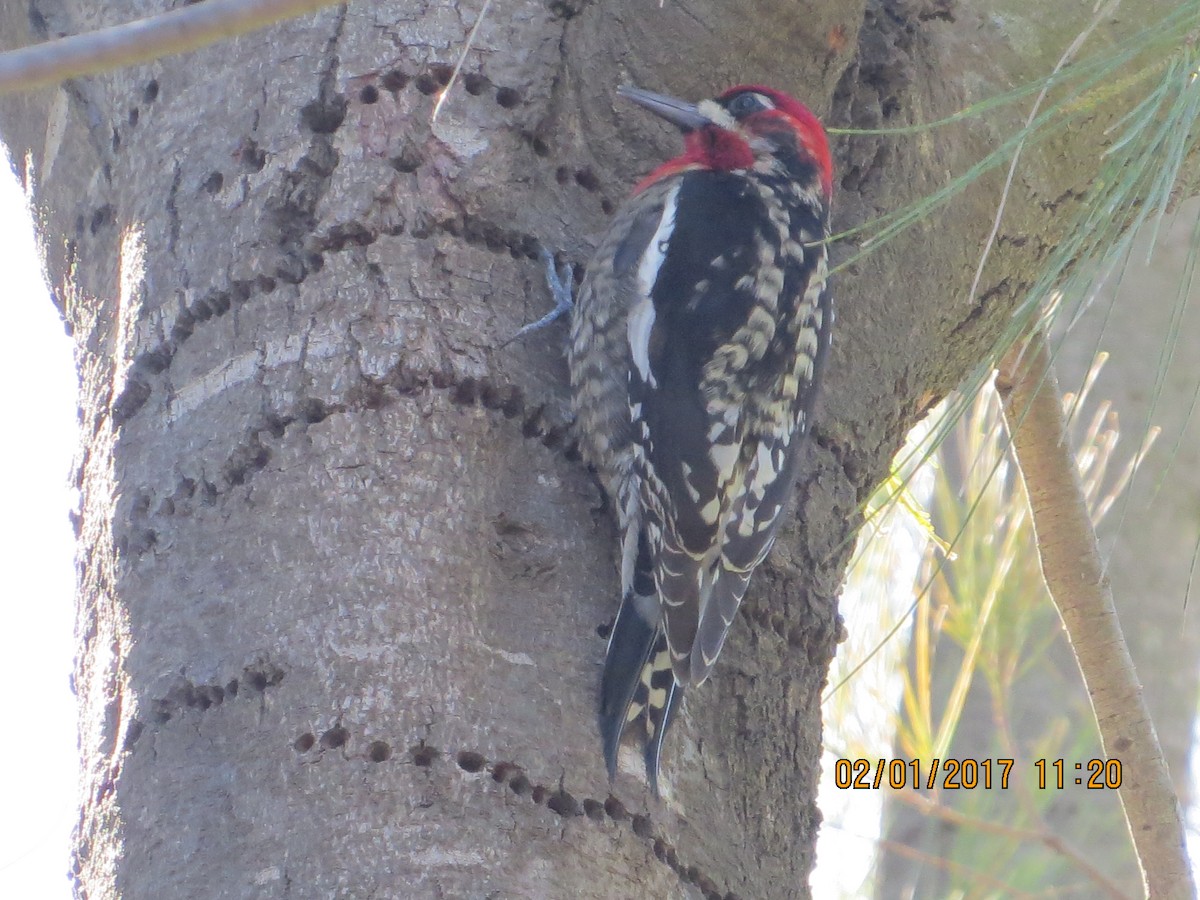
[697,99,736,131]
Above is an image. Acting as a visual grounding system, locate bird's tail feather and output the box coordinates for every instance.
[599,594,659,780]
[599,531,683,794]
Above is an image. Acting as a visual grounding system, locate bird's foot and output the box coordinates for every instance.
[503,246,574,346]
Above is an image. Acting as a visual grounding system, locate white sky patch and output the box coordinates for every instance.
[0,149,77,900]
[811,421,935,900]
[1186,714,1200,892]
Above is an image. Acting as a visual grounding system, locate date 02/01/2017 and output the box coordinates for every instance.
[833,757,1124,791]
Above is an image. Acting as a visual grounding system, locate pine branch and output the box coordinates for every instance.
[0,0,343,93]
[998,332,1194,900]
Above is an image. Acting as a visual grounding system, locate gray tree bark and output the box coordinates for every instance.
[0,0,1189,897]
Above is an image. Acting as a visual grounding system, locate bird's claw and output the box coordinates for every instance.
[504,246,574,346]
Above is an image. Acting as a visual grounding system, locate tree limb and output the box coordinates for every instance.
[0,0,343,93]
[998,332,1195,900]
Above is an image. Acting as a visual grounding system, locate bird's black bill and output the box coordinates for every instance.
[618,85,710,132]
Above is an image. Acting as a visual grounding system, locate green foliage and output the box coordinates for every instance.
[822,358,1156,897]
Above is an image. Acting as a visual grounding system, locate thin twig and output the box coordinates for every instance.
[874,836,1040,899]
[893,791,1132,900]
[0,0,343,93]
[431,0,494,124]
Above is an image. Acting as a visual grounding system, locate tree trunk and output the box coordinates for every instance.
[0,0,1189,896]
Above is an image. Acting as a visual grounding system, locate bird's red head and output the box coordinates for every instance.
[620,84,833,200]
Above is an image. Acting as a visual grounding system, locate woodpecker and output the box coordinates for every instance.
[567,84,834,794]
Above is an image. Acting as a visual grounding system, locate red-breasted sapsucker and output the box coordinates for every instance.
[569,84,834,794]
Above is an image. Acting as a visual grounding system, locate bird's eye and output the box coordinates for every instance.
[728,93,770,117]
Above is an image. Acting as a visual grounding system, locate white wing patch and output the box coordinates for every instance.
[709,441,740,480]
[628,183,681,388]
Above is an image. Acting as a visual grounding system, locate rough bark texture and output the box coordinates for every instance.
[0,0,1189,897]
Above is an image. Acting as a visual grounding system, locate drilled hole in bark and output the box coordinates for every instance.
[548,0,579,17]
[431,64,453,86]
[124,719,144,750]
[294,733,316,752]
[411,744,438,767]
[509,774,531,795]
[653,838,669,862]
[495,86,521,108]
[359,84,380,104]
[319,726,349,750]
[367,740,392,762]
[500,387,523,419]
[389,146,422,174]
[143,80,159,103]
[574,168,600,191]
[415,74,438,95]
[239,139,267,172]
[478,381,500,409]
[300,96,347,134]
[663,844,680,871]
[491,761,518,783]
[456,750,486,772]
[631,813,653,838]
[202,171,223,194]
[128,108,139,126]
[452,378,478,405]
[463,72,488,95]
[90,205,115,235]
[301,398,330,424]
[582,798,605,821]
[382,70,409,92]
[547,791,580,817]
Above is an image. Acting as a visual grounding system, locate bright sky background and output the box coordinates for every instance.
[0,148,78,900]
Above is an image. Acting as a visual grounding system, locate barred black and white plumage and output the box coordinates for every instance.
[569,85,834,794]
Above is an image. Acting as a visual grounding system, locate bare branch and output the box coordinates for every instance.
[998,332,1195,900]
[0,0,343,94]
